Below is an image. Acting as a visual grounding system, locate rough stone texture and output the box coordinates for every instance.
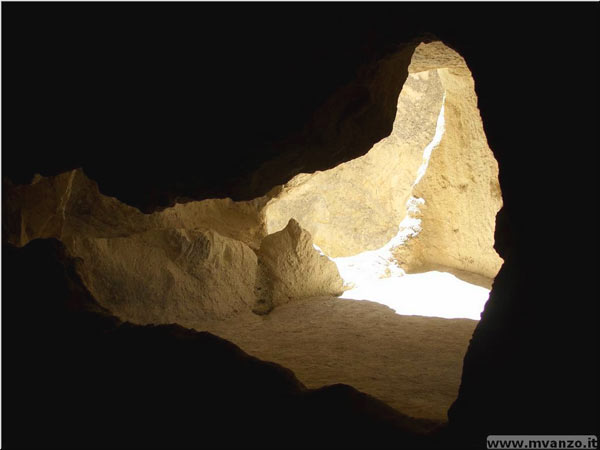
[159,197,267,251]
[256,219,344,309]
[71,228,258,325]
[262,42,502,280]
[3,170,81,246]
[3,168,267,250]
[3,170,265,322]
[199,296,477,421]
[3,170,345,322]
[395,43,503,279]
[2,41,502,319]
[408,40,467,73]
[263,70,445,257]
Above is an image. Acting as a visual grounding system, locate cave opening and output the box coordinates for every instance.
[264,56,501,322]
[226,49,503,420]
[4,41,503,424]
[315,89,492,321]
[3,3,597,447]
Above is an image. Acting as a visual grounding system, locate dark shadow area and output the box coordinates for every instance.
[2,3,597,449]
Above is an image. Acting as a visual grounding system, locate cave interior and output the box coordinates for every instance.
[1,3,598,449]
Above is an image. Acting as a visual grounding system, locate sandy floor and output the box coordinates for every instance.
[194,296,477,422]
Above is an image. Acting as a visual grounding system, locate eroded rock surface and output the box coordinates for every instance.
[3,39,502,324]
[263,70,445,257]
[3,168,267,250]
[3,170,343,322]
[259,42,502,282]
[262,41,502,280]
[256,219,344,311]
[396,43,503,279]
[71,228,258,325]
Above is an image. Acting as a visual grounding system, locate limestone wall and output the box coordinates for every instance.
[256,219,344,311]
[4,169,341,323]
[397,43,503,279]
[263,69,445,257]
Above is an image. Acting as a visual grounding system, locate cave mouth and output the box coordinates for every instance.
[205,46,502,421]
[312,90,492,321]
[4,40,502,423]
[266,57,501,321]
[316,94,491,320]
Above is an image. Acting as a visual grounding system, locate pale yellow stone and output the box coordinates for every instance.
[256,219,344,309]
[71,228,258,326]
[4,170,343,321]
[263,69,445,257]
[264,41,503,279]
[4,168,267,250]
[3,40,503,323]
[397,44,503,279]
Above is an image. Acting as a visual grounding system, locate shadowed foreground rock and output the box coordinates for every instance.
[2,239,440,449]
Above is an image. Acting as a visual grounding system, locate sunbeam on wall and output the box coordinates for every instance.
[315,92,490,320]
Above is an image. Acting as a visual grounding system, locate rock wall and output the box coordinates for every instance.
[3,170,341,323]
[263,69,445,257]
[397,43,503,279]
[262,41,502,280]
[256,219,344,311]
[70,229,258,326]
[2,40,503,323]
[3,168,267,250]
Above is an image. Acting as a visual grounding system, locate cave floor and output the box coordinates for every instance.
[195,296,477,422]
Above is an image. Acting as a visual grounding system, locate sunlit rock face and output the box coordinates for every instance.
[3,39,502,324]
[3,168,267,250]
[4,171,262,323]
[397,43,503,279]
[4,170,342,323]
[71,229,258,326]
[256,219,344,312]
[261,41,502,280]
[263,70,445,257]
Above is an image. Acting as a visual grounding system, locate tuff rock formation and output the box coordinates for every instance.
[255,219,344,312]
[2,40,503,324]
[396,42,503,279]
[70,228,258,326]
[3,169,343,323]
[262,41,502,280]
[3,168,267,250]
[262,69,445,257]
[264,42,502,279]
